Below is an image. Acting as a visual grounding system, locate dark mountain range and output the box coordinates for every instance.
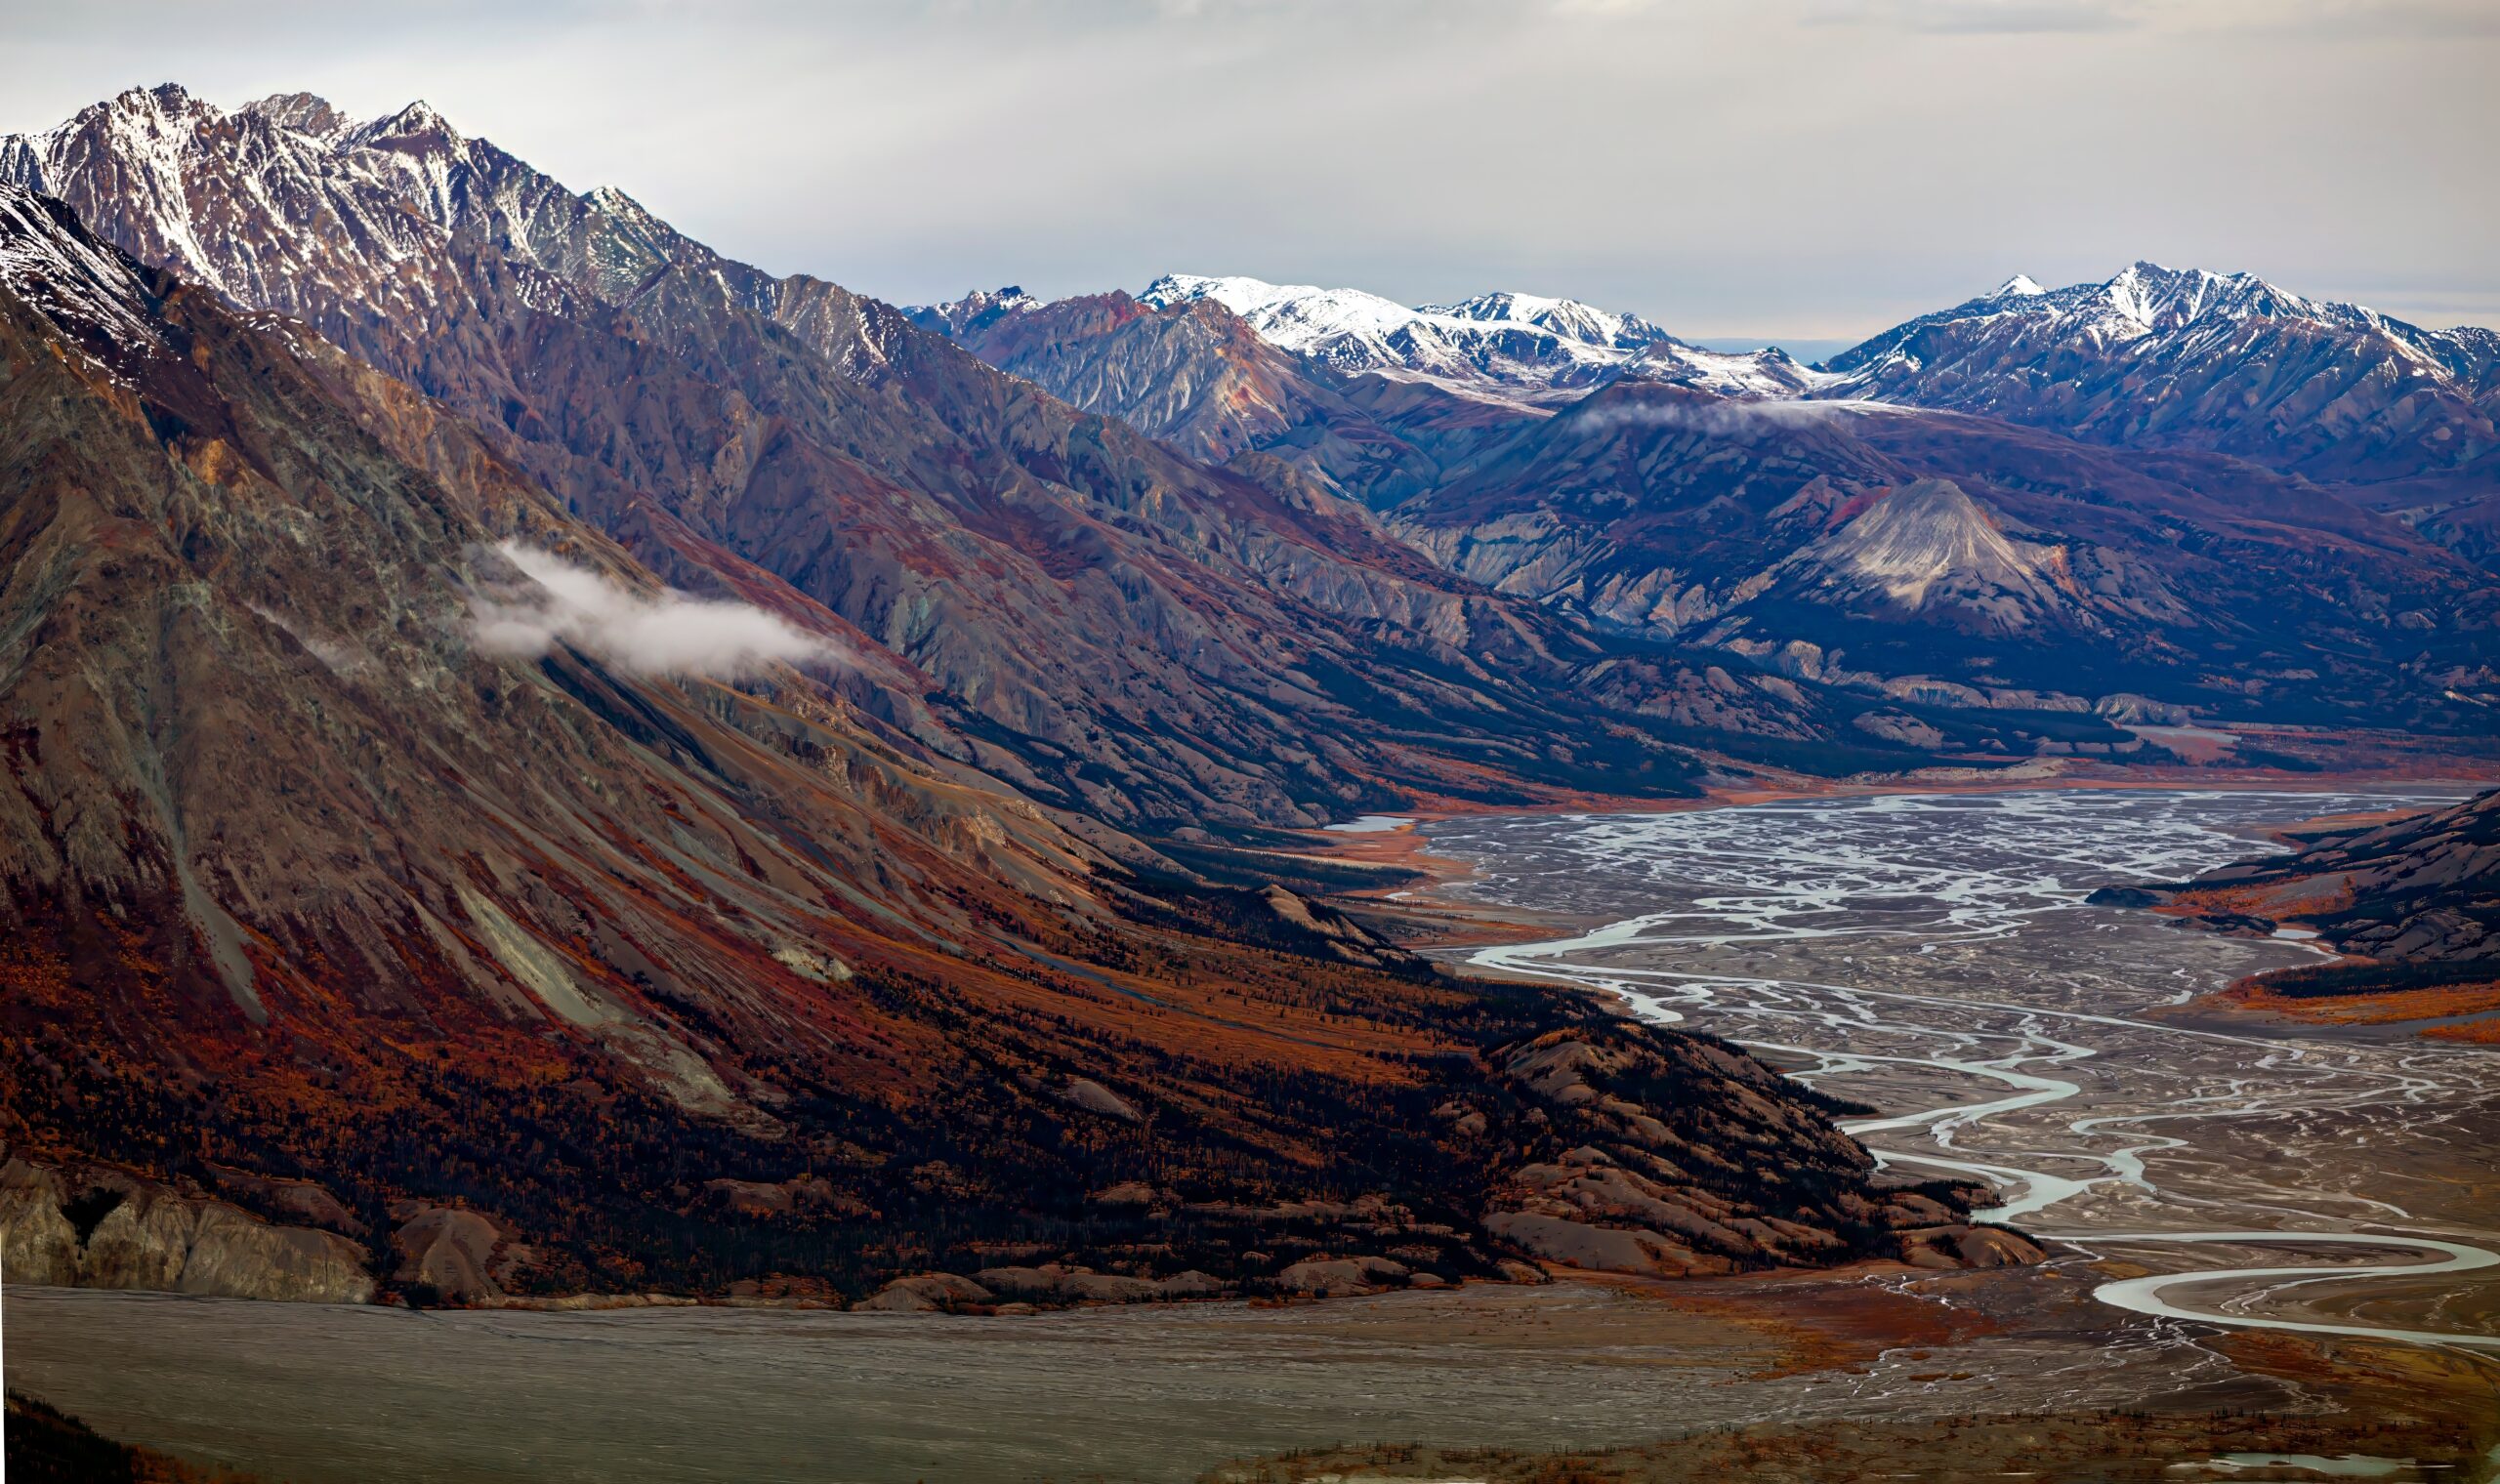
[1385,379,2498,733]
[0,185,2021,1306]
[1818,265,2500,565]
[920,267,2500,734]
[4,85,1891,837]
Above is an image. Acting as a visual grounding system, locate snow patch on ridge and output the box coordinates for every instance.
[0,185,164,366]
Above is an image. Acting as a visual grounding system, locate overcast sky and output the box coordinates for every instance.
[5,0,2495,339]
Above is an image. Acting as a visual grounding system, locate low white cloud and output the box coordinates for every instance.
[1569,394,1887,439]
[470,541,841,679]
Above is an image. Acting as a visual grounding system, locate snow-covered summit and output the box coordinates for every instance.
[239,92,357,144]
[1826,260,2496,386]
[905,284,1044,339]
[1139,272,1712,401]
[1419,290,1679,351]
[350,100,461,144]
[0,86,705,329]
[1812,262,2500,477]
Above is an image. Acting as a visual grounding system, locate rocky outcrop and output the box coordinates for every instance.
[854,1272,996,1313]
[1271,1255,1419,1298]
[2167,788,2500,976]
[390,1206,534,1304]
[1255,886,1433,971]
[0,1158,373,1302]
[973,1263,1226,1304]
[1467,1023,2040,1279]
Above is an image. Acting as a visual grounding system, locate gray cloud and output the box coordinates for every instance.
[1,0,2491,335]
[471,543,842,679]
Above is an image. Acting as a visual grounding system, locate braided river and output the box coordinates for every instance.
[1444,787,2500,1355]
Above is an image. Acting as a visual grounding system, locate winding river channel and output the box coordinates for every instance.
[1444,787,2500,1356]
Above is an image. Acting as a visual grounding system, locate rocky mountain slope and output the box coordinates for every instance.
[2166,788,2500,987]
[913,287,1453,507]
[5,86,1884,835]
[0,183,2021,1305]
[1384,378,2498,734]
[1819,265,2500,562]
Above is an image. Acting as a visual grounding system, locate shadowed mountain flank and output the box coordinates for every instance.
[0,184,2019,1305]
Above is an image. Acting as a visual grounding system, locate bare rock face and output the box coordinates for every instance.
[2189,779,2500,964]
[392,1206,535,1303]
[1272,1255,1412,1298]
[1056,1078,1143,1124]
[1255,886,1435,971]
[973,1263,1226,1304]
[0,1157,374,1302]
[854,1272,995,1312]
[0,1159,81,1285]
[1470,1022,2028,1280]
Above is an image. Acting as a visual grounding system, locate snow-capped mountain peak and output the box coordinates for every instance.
[239,92,357,144]
[904,284,1043,338]
[1421,289,1679,352]
[1990,273,2048,298]
[1140,273,1423,345]
[1816,259,2500,478]
[2099,260,2315,331]
[1139,272,1706,401]
[351,100,463,146]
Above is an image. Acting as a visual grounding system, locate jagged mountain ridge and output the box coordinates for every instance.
[1819,263,2500,558]
[1130,271,1816,406]
[930,260,2499,582]
[912,287,1460,507]
[4,85,1872,830]
[909,282,1824,511]
[1136,272,1667,401]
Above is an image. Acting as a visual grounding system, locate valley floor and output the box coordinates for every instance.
[9,784,2499,1483]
